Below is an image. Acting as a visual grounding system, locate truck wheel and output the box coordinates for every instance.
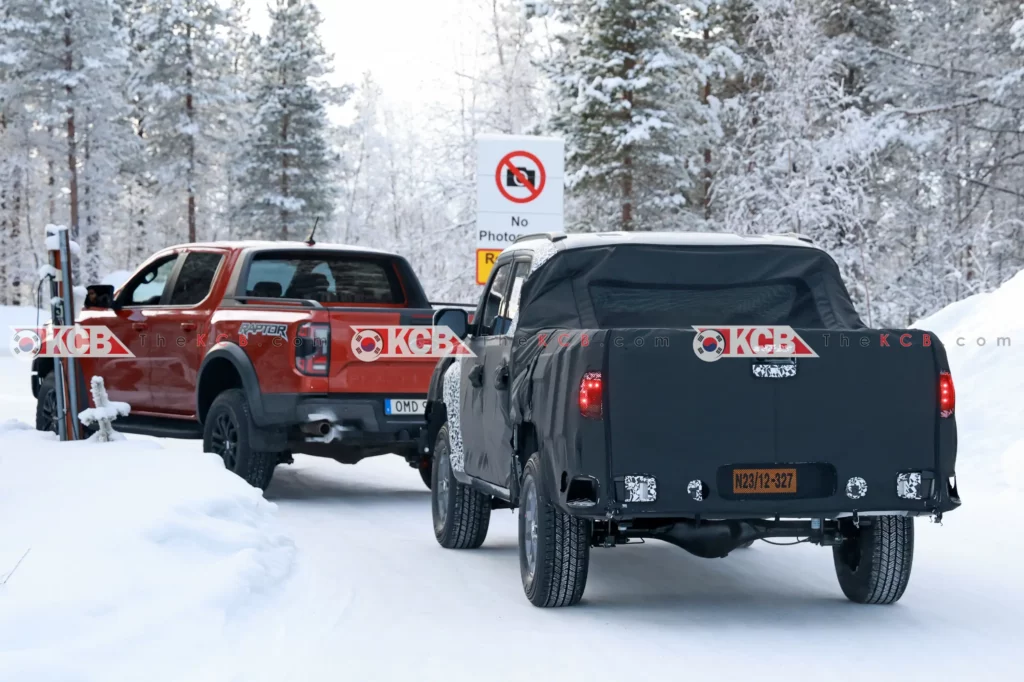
[204,389,277,491]
[432,424,490,549]
[519,452,590,608]
[35,372,59,435]
[833,515,914,605]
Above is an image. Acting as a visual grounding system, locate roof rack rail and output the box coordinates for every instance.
[513,232,568,244]
[770,231,814,244]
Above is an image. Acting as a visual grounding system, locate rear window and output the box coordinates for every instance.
[589,280,824,328]
[244,252,405,305]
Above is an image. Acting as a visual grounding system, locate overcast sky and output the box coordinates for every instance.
[247,0,480,112]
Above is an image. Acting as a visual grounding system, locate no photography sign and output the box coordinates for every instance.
[496,150,546,204]
[476,135,564,284]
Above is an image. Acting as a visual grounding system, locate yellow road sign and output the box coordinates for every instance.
[476,249,502,285]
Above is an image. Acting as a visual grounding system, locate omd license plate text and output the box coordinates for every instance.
[385,399,428,416]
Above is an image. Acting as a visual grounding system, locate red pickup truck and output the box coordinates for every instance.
[30,241,450,491]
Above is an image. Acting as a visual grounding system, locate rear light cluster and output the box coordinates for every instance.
[295,322,330,376]
[579,371,603,419]
[939,371,955,418]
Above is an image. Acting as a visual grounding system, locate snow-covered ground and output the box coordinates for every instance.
[0,274,1022,682]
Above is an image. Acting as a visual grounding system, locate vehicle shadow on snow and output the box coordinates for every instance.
[265,462,431,504]
[567,543,926,629]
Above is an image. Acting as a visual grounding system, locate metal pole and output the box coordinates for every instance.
[57,230,82,441]
[47,248,68,441]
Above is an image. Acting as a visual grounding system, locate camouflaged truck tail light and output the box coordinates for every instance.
[579,371,604,419]
[939,371,955,418]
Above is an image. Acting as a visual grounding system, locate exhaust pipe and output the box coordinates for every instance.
[300,420,333,437]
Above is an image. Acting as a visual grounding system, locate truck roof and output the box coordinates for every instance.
[506,231,818,257]
[166,240,400,257]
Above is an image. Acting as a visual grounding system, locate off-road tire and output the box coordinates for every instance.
[35,372,59,434]
[432,424,490,549]
[519,453,590,608]
[833,515,914,605]
[203,389,278,491]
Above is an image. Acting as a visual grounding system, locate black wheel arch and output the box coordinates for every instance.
[423,401,447,457]
[196,344,285,451]
[422,356,457,457]
[511,422,556,506]
[196,342,266,426]
[31,357,55,398]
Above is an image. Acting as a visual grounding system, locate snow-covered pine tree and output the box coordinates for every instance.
[218,0,259,241]
[0,0,132,283]
[678,1,746,222]
[133,0,243,244]
[237,0,344,241]
[117,0,158,267]
[713,0,898,323]
[547,0,699,232]
[864,0,1024,324]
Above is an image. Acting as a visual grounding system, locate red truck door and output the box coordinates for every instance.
[145,250,227,416]
[79,252,181,412]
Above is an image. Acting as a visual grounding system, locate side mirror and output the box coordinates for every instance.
[85,284,116,309]
[434,307,469,339]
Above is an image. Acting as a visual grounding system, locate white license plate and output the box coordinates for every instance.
[384,399,428,416]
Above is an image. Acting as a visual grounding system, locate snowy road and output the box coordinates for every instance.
[2,269,1024,682]
[229,454,1020,682]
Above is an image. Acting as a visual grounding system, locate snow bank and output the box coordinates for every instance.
[0,422,295,682]
[917,269,1024,500]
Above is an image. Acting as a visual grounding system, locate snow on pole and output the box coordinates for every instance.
[78,376,131,442]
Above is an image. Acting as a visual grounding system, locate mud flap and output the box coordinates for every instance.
[249,423,287,451]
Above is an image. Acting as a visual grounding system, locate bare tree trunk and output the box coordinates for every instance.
[135,106,148,264]
[83,115,100,283]
[280,111,290,240]
[622,52,636,232]
[47,136,56,225]
[64,8,80,245]
[22,153,39,276]
[186,24,197,242]
[1,112,9,305]
[701,25,713,222]
[12,166,22,304]
[622,155,634,231]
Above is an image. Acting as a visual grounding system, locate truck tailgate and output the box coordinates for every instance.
[327,308,437,395]
[606,329,944,515]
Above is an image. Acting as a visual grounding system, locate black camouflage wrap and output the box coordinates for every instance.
[507,244,960,519]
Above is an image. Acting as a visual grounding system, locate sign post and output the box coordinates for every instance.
[476,134,564,285]
[46,227,82,441]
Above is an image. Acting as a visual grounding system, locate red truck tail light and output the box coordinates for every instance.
[939,371,955,417]
[295,322,330,376]
[579,371,603,419]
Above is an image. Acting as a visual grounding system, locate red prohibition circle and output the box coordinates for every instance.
[496,151,546,204]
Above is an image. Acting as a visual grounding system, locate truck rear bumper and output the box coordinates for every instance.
[558,470,962,520]
[258,393,427,450]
